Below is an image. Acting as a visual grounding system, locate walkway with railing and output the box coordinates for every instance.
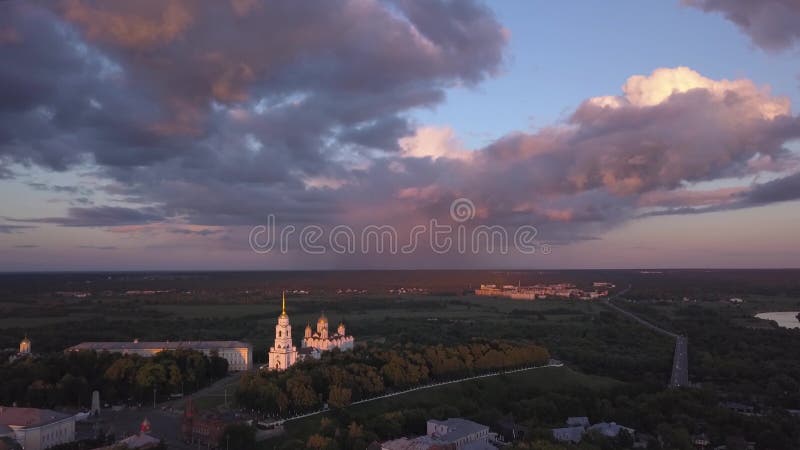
[257,361,564,428]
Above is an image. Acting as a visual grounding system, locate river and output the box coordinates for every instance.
[754,311,800,329]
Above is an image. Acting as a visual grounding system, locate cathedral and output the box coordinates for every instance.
[267,292,297,371]
[302,313,355,354]
[266,293,355,371]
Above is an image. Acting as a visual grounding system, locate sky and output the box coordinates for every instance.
[1,0,799,271]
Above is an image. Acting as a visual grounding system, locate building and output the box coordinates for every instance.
[382,418,497,450]
[267,292,298,371]
[380,436,441,450]
[475,282,607,300]
[65,340,252,371]
[0,425,21,450]
[181,399,236,448]
[301,312,354,355]
[427,418,496,449]
[93,418,161,450]
[18,336,30,356]
[552,417,635,444]
[0,406,76,450]
[552,426,585,444]
[8,336,34,364]
[587,422,635,438]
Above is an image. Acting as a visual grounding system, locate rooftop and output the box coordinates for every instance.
[380,436,439,450]
[552,426,585,443]
[428,418,488,442]
[0,407,73,428]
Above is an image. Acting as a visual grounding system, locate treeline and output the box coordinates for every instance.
[0,349,228,408]
[271,373,800,450]
[237,340,549,415]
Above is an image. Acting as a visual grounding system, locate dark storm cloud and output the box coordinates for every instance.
[2,2,799,247]
[742,172,800,205]
[0,3,190,171]
[684,0,800,51]
[638,172,800,218]
[0,0,507,228]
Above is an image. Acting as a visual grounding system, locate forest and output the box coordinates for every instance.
[0,349,229,408]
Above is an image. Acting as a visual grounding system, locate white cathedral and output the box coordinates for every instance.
[267,292,355,371]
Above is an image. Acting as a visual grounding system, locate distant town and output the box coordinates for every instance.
[475,281,614,300]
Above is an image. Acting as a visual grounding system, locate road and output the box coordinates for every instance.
[165,371,244,410]
[86,372,246,450]
[258,361,565,428]
[602,285,690,388]
[670,335,689,388]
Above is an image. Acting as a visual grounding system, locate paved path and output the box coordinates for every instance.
[602,286,689,388]
[670,335,690,388]
[258,362,565,428]
[165,371,244,410]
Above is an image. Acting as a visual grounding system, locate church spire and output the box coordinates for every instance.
[282,290,286,315]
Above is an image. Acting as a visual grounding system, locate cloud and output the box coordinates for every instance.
[78,245,118,250]
[167,227,225,236]
[683,0,800,51]
[0,224,35,234]
[376,67,800,239]
[741,171,800,206]
[0,0,507,229]
[587,66,789,120]
[26,182,93,196]
[9,206,164,227]
[2,0,799,252]
[13,244,38,249]
[398,126,472,161]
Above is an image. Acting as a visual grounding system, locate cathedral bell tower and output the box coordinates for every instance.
[267,291,297,371]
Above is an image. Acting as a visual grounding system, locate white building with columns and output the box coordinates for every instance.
[267,292,297,371]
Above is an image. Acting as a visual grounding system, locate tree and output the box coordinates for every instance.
[306,434,332,450]
[287,375,318,411]
[219,423,256,450]
[328,385,352,409]
[135,362,167,393]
